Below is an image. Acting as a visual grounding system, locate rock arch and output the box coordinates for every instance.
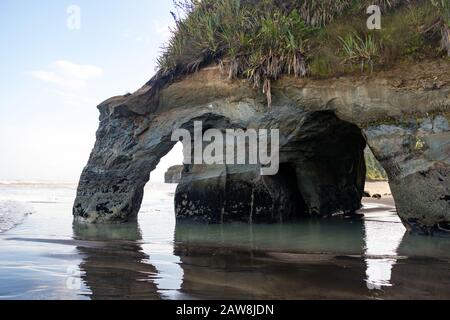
[173,110,367,223]
[74,64,450,235]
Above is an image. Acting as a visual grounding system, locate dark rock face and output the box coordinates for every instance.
[174,110,366,223]
[73,64,450,235]
[164,165,184,184]
[175,164,306,223]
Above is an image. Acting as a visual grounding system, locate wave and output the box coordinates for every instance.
[0,201,34,233]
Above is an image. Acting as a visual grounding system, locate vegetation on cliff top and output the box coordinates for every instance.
[151,0,450,104]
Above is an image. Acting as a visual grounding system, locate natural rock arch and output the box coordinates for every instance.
[74,63,450,235]
[174,110,366,223]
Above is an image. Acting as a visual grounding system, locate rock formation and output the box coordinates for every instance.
[164,165,184,184]
[73,61,450,235]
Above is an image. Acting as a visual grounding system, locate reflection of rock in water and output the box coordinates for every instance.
[173,212,450,299]
[174,218,366,253]
[73,222,161,300]
[70,208,450,299]
[388,256,450,299]
[385,233,450,299]
[174,243,368,299]
[173,220,369,299]
[397,232,450,259]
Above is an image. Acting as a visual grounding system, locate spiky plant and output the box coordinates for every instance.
[243,9,312,105]
[156,0,317,106]
[151,0,445,104]
[339,33,379,72]
[297,0,353,27]
[364,0,411,11]
[430,0,450,56]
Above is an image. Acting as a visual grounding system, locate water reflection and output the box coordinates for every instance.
[3,183,450,299]
[398,232,450,258]
[174,218,365,253]
[389,233,450,299]
[140,242,184,299]
[173,220,370,299]
[73,217,372,299]
[72,204,450,299]
[73,222,161,300]
[362,205,406,290]
[174,242,370,299]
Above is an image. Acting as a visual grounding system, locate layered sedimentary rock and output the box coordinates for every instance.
[73,61,450,235]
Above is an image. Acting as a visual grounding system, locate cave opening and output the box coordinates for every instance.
[276,111,369,220]
[164,111,374,223]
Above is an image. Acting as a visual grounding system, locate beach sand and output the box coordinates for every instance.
[363,180,395,207]
[365,180,392,197]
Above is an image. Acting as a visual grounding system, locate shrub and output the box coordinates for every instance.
[157,0,319,106]
[152,0,447,103]
[430,0,450,56]
[339,33,379,72]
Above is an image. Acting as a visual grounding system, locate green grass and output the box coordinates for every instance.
[152,0,449,104]
[308,0,444,76]
[338,33,379,72]
[432,0,450,22]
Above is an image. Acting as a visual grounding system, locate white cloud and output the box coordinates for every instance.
[30,60,103,89]
[30,70,63,84]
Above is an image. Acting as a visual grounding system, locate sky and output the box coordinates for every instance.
[0,0,184,182]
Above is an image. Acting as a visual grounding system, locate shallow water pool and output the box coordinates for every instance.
[0,182,449,300]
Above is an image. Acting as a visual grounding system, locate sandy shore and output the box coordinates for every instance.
[365,181,391,197]
[363,181,394,207]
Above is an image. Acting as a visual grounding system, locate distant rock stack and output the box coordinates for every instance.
[164,165,184,184]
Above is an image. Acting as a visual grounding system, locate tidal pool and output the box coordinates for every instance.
[0,182,449,300]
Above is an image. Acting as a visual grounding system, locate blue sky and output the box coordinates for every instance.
[0,0,183,181]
